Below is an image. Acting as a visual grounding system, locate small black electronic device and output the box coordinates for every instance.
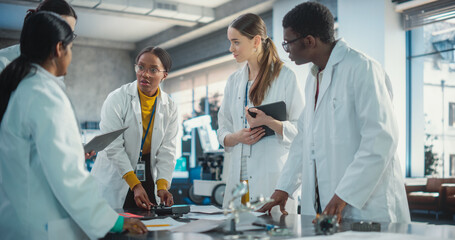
[152,204,190,217]
[247,101,286,137]
[314,214,338,235]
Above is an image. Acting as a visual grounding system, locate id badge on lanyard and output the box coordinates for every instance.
[136,161,146,181]
[135,103,156,182]
[242,80,252,158]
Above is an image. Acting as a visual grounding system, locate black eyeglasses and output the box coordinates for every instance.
[282,35,305,52]
[64,32,77,43]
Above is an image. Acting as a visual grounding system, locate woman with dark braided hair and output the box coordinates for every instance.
[0,11,146,239]
[217,13,304,214]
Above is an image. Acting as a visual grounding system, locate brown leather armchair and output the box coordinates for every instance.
[443,183,455,218]
[405,178,455,219]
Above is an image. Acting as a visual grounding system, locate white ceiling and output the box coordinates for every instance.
[171,0,230,8]
[74,10,173,42]
[0,0,232,43]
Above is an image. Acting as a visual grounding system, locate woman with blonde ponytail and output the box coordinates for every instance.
[217,13,304,214]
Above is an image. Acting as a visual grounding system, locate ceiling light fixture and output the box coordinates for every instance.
[123,0,154,14]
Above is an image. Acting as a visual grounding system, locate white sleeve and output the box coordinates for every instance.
[100,91,134,177]
[217,76,235,152]
[155,102,179,186]
[275,112,304,198]
[29,86,118,239]
[277,68,304,146]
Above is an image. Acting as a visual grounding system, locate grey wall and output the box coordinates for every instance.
[65,44,135,123]
[0,39,18,49]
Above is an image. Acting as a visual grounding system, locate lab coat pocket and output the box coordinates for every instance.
[332,97,340,110]
[330,97,347,143]
[48,217,88,240]
[330,97,344,122]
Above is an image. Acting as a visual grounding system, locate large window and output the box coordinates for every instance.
[162,58,242,169]
[451,154,455,176]
[409,18,455,177]
[450,102,455,127]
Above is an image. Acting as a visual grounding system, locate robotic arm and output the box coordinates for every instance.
[182,115,220,152]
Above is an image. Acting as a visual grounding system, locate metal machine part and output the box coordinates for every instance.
[183,115,226,206]
[211,183,226,207]
[182,115,220,152]
[223,235,270,240]
[223,183,274,236]
[351,221,381,232]
[314,214,338,235]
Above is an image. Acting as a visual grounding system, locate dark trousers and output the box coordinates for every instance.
[123,153,157,208]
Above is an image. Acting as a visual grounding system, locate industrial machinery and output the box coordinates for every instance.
[182,115,226,206]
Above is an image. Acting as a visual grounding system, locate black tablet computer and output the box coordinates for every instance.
[83,127,128,153]
[248,101,286,137]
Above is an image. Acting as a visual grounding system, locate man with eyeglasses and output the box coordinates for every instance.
[258,2,410,224]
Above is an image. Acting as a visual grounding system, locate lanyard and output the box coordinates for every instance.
[139,102,156,162]
[241,81,252,158]
[244,80,250,108]
[244,80,250,127]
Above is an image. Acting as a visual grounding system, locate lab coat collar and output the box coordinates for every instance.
[326,39,349,68]
[32,63,66,90]
[127,80,169,105]
[310,39,347,77]
[313,39,348,112]
[242,63,250,80]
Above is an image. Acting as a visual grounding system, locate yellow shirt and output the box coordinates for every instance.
[138,87,159,154]
[122,87,168,191]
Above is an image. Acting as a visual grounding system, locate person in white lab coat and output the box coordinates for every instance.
[91,47,178,210]
[0,0,77,71]
[0,12,146,240]
[0,0,96,158]
[259,2,410,223]
[218,13,304,213]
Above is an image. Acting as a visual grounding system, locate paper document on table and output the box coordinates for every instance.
[172,219,225,233]
[182,212,230,220]
[142,217,186,231]
[288,231,443,240]
[235,224,264,231]
[182,208,265,221]
[190,205,223,214]
[252,212,266,217]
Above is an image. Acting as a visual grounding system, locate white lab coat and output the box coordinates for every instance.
[217,64,304,213]
[277,40,410,223]
[0,44,20,72]
[0,65,118,239]
[91,81,178,209]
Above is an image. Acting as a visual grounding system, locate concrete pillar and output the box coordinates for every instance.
[338,0,408,177]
